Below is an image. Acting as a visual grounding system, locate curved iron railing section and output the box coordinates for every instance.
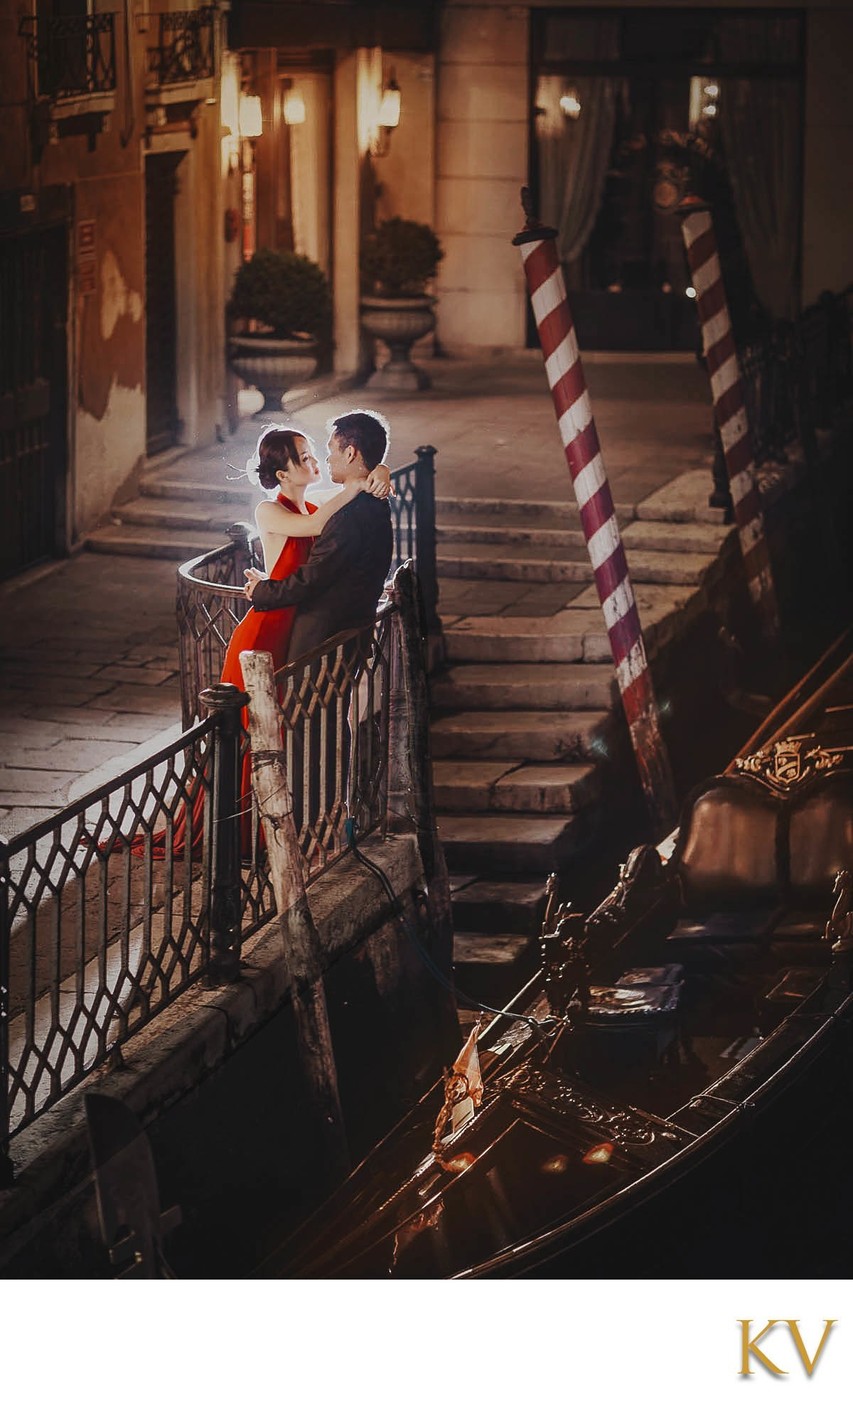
[0,584,412,1177]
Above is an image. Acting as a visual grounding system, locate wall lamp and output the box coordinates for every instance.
[369,72,401,157]
[282,79,305,126]
[238,93,263,139]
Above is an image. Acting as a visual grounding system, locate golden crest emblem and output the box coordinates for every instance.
[734,735,846,792]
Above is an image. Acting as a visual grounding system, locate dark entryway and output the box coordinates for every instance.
[0,222,68,581]
[145,152,182,456]
[531,8,804,350]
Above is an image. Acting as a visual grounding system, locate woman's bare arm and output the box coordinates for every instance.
[254,479,369,539]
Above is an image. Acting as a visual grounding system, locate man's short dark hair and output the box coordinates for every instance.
[331,409,389,471]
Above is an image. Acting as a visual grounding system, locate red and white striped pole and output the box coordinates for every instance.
[513,191,677,832]
[679,204,780,641]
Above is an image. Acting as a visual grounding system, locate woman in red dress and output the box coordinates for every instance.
[138,425,389,857]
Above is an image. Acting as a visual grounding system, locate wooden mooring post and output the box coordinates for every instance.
[239,649,351,1184]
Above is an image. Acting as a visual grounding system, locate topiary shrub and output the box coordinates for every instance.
[360,218,444,297]
[227,248,332,341]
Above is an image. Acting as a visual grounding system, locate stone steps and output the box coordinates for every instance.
[85,524,217,560]
[450,878,545,934]
[108,497,240,533]
[434,759,600,814]
[139,471,254,507]
[438,813,586,875]
[437,522,589,550]
[443,609,609,664]
[437,540,713,586]
[431,708,614,763]
[431,661,616,712]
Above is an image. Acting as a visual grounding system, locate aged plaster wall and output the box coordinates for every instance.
[2,3,228,543]
[802,7,853,305]
[435,3,529,350]
[75,383,146,537]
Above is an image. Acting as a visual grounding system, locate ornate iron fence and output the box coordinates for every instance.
[146,6,216,88]
[19,13,116,101]
[274,607,394,883]
[0,720,214,1173]
[176,445,438,728]
[0,584,413,1177]
[736,287,852,475]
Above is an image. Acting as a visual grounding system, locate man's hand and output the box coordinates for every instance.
[243,566,266,602]
[365,463,393,499]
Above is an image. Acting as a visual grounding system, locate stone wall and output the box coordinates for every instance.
[0,834,460,1279]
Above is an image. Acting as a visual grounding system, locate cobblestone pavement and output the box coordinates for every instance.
[0,352,714,838]
[0,555,181,838]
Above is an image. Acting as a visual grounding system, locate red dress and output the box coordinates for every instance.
[133,494,315,859]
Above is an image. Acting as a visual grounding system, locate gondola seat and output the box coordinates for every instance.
[665,767,853,965]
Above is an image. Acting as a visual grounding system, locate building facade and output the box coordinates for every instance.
[2,0,851,581]
[0,0,233,580]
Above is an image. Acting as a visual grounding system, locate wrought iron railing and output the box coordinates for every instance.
[0,720,214,1170]
[176,445,439,728]
[274,608,394,882]
[19,13,116,101]
[146,6,216,88]
[0,579,419,1177]
[736,288,852,474]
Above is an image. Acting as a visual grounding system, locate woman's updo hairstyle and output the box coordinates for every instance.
[253,427,306,491]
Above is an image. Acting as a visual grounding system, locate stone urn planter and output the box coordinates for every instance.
[360,295,436,391]
[228,334,320,416]
[360,218,444,393]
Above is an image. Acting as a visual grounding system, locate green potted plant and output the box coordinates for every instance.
[227,248,332,414]
[360,218,444,391]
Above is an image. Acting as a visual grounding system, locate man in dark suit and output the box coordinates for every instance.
[242,409,394,846]
[243,409,393,654]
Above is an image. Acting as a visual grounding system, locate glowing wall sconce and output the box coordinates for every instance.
[559,88,582,120]
[283,83,306,126]
[238,93,263,139]
[370,72,401,157]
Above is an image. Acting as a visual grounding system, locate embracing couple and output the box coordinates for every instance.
[223,407,394,692]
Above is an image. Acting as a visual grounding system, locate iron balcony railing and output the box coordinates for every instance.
[0,573,423,1179]
[176,444,439,729]
[19,13,116,102]
[713,286,853,510]
[146,6,216,89]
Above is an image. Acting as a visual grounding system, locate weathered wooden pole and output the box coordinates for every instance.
[387,562,455,981]
[240,649,350,1183]
[512,190,678,833]
[678,203,781,642]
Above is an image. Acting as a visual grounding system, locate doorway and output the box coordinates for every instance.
[0,224,68,581]
[145,151,183,455]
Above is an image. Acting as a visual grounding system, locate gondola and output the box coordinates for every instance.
[259,631,853,1279]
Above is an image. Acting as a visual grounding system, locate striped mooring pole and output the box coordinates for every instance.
[513,191,678,833]
[679,203,781,641]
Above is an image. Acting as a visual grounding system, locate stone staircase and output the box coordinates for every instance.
[87,463,732,996]
[430,489,731,994]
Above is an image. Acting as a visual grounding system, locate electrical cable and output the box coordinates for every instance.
[344,817,552,1037]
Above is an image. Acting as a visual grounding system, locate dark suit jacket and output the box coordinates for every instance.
[251,491,393,661]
